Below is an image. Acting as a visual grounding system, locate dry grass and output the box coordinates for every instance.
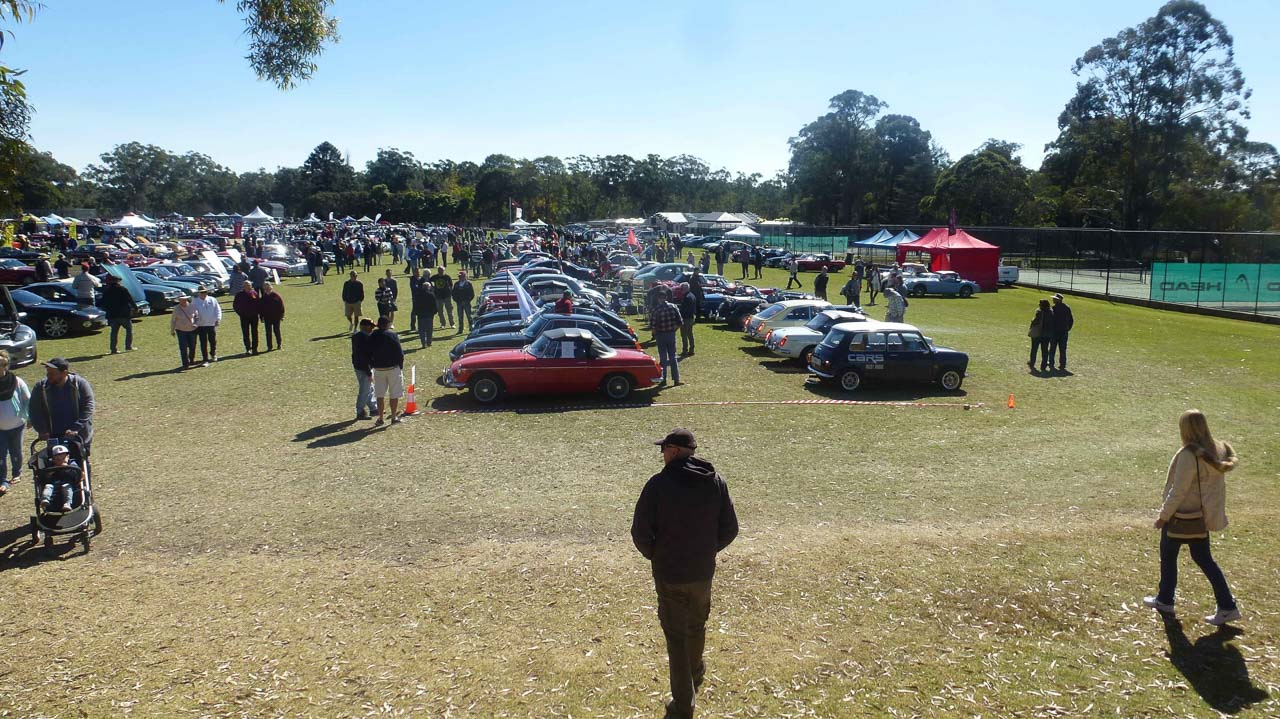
[0,265,1276,717]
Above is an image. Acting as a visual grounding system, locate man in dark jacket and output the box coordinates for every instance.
[368,315,405,425]
[350,318,376,420]
[342,271,365,331]
[451,269,476,334]
[814,268,829,300]
[431,266,454,329]
[1050,293,1075,372]
[631,428,738,719]
[100,274,139,354]
[677,284,697,356]
[233,285,261,354]
[409,269,438,347]
[28,357,96,453]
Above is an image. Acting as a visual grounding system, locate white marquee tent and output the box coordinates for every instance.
[109,214,158,230]
[242,206,276,224]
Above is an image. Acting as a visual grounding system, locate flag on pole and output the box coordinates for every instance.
[512,276,537,322]
[626,228,639,247]
[1,224,13,247]
[69,222,78,241]
[947,208,957,236]
[328,212,335,222]
[374,212,382,223]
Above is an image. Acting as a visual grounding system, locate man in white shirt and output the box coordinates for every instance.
[191,287,223,366]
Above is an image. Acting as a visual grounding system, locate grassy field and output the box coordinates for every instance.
[1,263,1277,718]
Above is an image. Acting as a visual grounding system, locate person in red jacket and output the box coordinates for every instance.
[259,282,286,351]
[552,290,574,314]
[232,284,260,355]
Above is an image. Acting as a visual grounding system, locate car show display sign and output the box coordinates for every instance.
[1150,262,1280,305]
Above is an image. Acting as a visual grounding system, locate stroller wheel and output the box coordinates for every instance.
[92,510,103,535]
[43,533,54,549]
[30,517,41,545]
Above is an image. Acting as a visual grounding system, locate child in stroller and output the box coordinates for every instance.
[36,443,84,514]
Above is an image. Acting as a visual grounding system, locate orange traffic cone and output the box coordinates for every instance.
[1007,393,1016,409]
[403,365,419,415]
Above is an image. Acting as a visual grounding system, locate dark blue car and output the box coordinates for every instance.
[808,321,968,392]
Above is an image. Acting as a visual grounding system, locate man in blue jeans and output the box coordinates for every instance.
[100,275,138,354]
[349,318,377,420]
[631,428,739,719]
[648,288,684,385]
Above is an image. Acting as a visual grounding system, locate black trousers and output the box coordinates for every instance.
[197,326,218,361]
[655,578,713,716]
[263,319,282,350]
[239,316,259,353]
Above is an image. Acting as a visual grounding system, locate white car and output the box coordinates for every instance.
[743,299,833,342]
[765,309,870,364]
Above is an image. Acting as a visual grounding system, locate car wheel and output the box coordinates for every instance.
[912,285,927,297]
[800,346,816,367]
[469,374,504,404]
[602,373,633,400]
[939,369,963,390]
[839,369,862,392]
[21,276,33,285]
[958,286,974,298]
[42,315,69,338]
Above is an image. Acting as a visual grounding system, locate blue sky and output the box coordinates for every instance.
[8,0,1279,177]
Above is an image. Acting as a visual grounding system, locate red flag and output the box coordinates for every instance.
[626,229,638,247]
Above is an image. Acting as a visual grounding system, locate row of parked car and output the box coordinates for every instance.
[0,249,261,369]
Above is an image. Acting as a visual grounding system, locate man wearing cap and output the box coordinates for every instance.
[368,315,405,425]
[342,271,365,332]
[27,358,95,454]
[191,287,222,365]
[1050,293,1074,372]
[648,288,684,385]
[631,428,739,719]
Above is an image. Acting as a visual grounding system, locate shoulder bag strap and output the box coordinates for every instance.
[1194,451,1203,511]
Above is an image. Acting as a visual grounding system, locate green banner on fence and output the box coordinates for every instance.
[1150,262,1280,303]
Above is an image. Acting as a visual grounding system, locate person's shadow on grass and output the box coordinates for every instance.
[1160,613,1268,714]
[0,522,88,571]
[292,419,375,448]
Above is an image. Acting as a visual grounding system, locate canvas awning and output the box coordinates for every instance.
[242,206,275,224]
[724,225,760,238]
[896,228,1000,291]
[356,215,374,223]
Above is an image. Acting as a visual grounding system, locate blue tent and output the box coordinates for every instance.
[853,229,894,247]
[878,229,920,246]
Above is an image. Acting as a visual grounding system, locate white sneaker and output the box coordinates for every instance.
[1142,596,1175,612]
[1205,607,1241,626]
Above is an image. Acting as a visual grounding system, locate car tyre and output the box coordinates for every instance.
[958,286,974,298]
[602,373,633,401]
[839,369,862,392]
[42,315,70,338]
[469,374,504,404]
[939,369,963,390]
[912,285,928,297]
[800,346,816,367]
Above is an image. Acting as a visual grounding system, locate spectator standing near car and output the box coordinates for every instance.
[100,274,139,354]
[738,248,750,280]
[883,286,906,323]
[411,270,437,348]
[259,282,285,352]
[1027,299,1052,372]
[342,271,365,332]
[369,315,405,426]
[350,318,377,420]
[867,264,881,305]
[375,278,396,325]
[452,270,476,333]
[27,357,94,454]
[1050,293,1074,372]
[631,428,738,719]
[840,271,861,308]
[649,289,684,386]
[34,255,52,283]
[0,350,30,497]
[233,284,261,355]
[432,266,454,330]
[714,245,726,276]
[786,257,801,289]
[1143,410,1241,626]
[678,283,697,356]
[71,263,100,307]
[248,260,269,293]
[54,255,71,280]
[170,295,199,370]
[752,247,764,279]
[814,268,830,300]
[553,290,574,315]
[191,287,222,365]
[228,263,248,296]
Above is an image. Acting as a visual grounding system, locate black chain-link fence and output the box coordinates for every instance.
[745,225,1280,320]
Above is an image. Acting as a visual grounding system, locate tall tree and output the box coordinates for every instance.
[364,148,423,193]
[1058,0,1250,228]
[302,141,355,195]
[788,90,888,224]
[922,140,1034,226]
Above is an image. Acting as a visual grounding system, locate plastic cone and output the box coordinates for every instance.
[404,384,418,415]
[1007,394,1016,409]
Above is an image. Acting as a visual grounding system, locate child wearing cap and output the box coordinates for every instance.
[38,444,84,513]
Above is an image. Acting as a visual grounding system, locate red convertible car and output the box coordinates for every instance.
[794,253,847,272]
[442,328,663,404]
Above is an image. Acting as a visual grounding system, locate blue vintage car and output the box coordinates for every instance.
[902,271,981,298]
[808,321,968,392]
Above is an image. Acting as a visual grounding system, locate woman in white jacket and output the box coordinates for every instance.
[1144,410,1240,625]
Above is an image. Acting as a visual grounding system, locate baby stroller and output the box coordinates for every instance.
[28,438,102,550]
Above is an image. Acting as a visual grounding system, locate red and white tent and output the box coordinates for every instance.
[895,228,1001,291]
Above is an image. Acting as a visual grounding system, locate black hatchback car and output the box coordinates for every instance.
[808,321,968,392]
[449,313,640,361]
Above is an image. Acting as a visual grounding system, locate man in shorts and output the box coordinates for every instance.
[368,316,405,426]
[342,271,365,331]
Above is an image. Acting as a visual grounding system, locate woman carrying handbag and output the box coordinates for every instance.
[1143,410,1241,625]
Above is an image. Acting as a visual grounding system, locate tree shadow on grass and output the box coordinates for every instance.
[0,522,88,572]
[757,359,808,374]
[1161,613,1268,714]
